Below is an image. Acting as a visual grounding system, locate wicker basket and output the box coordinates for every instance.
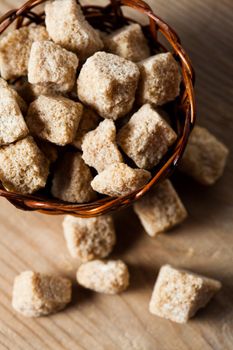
[0,0,195,217]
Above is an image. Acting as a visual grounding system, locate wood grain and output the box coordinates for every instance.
[0,0,233,349]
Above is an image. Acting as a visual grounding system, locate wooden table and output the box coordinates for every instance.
[0,1,232,349]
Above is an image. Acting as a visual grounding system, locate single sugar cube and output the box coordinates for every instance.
[51,152,96,203]
[137,52,182,106]
[26,95,83,146]
[117,104,177,169]
[0,78,28,145]
[134,180,187,237]
[28,41,79,92]
[149,265,221,323]
[63,215,116,262]
[180,126,229,185]
[12,271,72,317]
[104,23,150,62]
[45,0,103,61]
[91,163,151,197]
[82,119,123,173]
[0,136,49,194]
[77,52,140,120]
[77,260,129,294]
[0,25,48,80]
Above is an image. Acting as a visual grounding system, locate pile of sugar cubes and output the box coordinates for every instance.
[0,0,229,322]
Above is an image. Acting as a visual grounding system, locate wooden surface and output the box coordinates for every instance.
[0,0,233,349]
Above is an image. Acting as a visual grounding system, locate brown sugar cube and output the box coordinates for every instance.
[179,126,229,185]
[104,23,150,62]
[72,107,100,149]
[117,104,177,169]
[45,0,103,61]
[28,41,79,92]
[26,95,83,146]
[51,152,96,203]
[77,260,129,294]
[82,119,123,173]
[77,52,140,120]
[0,136,49,194]
[12,271,72,317]
[63,215,116,262]
[0,25,48,80]
[149,265,222,323]
[91,163,151,197]
[137,52,182,106]
[134,180,187,237]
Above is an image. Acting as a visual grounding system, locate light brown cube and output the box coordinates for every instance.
[118,104,177,169]
[0,25,48,80]
[0,136,49,194]
[82,119,123,173]
[104,23,150,62]
[28,41,79,92]
[12,271,72,317]
[137,52,182,106]
[77,52,140,120]
[0,78,28,145]
[149,265,221,323]
[52,152,96,203]
[26,95,83,146]
[180,126,229,185]
[77,260,129,294]
[134,180,187,237]
[45,0,103,61]
[91,163,151,197]
[63,215,116,262]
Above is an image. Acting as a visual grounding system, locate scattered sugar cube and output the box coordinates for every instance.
[45,0,103,61]
[77,52,140,120]
[118,104,177,169]
[0,78,28,145]
[12,271,72,317]
[52,152,96,203]
[134,180,187,237]
[26,95,83,146]
[77,260,129,294]
[0,25,48,80]
[28,41,79,92]
[104,23,150,62]
[180,126,229,185]
[137,52,182,106]
[91,163,151,197]
[149,265,221,323]
[63,215,116,261]
[0,136,49,194]
[82,119,123,173]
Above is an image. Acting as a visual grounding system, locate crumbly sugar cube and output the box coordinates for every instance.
[134,180,187,237]
[0,136,49,194]
[63,215,116,261]
[82,119,123,173]
[26,95,83,146]
[91,163,151,197]
[180,126,229,185]
[12,271,72,317]
[0,25,48,80]
[52,152,96,203]
[45,0,103,61]
[77,260,129,294]
[77,52,140,120]
[28,41,79,92]
[149,265,221,323]
[137,52,182,106]
[104,23,150,62]
[118,104,177,169]
[72,107,100,149]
